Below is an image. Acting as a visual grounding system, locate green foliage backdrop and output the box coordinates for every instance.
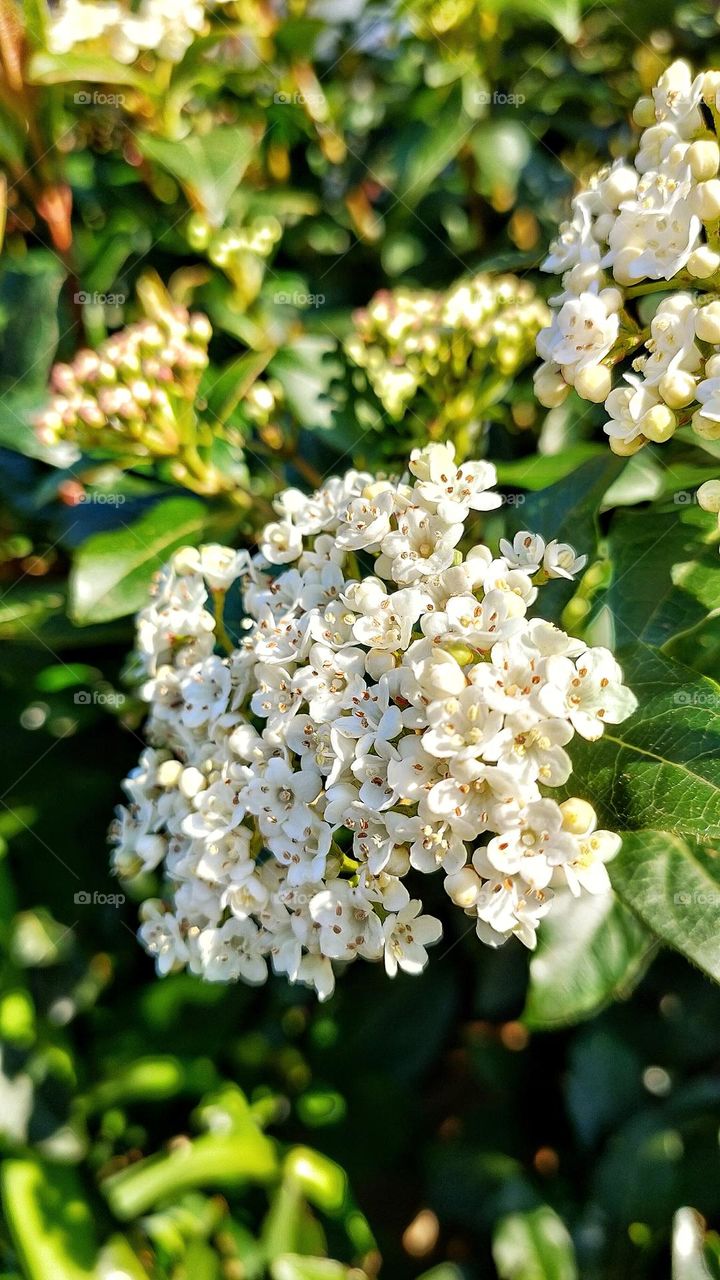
[1,0,720,1277]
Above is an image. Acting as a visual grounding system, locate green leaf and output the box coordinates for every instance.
[495,444,603,491]
[0,253,65,394]
[18,0,49,47]
[506,454,623,552]
[565,647,720,840]
[611,831,720,985]
[271,1259,353,1280]
[204,348,274,427]
[605,505,720,650]
[69,496,206,624]
[523,890,656,1030]
[28,50,151,88]
[102,1128,278,1220]
[284,1148,347,1215]
[96,1236,149,1280]
[492,1206,578,1280]
[388,91,472,205]
[269,337,340,432]
[139,124,260,226]
[1,1159,98,1279]
[485,0,582,42]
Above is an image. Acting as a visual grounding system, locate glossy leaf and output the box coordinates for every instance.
[69,496,206,624]
[611,831,720,985]
[492,1206,578,1280]
[523,890,656,1030]
[139,124,260,226]
[565,648,720,840]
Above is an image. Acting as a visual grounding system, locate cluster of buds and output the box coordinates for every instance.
[535,60,720,457]
[187,215,283,309]
[345,273,549,440]
[35,305,211,462]
[47,0,230,66]
[32,300,246,497]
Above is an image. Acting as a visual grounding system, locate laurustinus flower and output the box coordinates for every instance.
[534,58,720,506]
[110,442,636,1001]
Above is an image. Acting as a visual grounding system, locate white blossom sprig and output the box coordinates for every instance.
[111,443,636,1001]
[535,59,720,456]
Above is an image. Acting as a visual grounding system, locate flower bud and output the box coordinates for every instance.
[601,165,638,207]
[445,866,483,909]
[632,96,655,127]
[173,546,202,575]
[693,411,720,439]
[695,301,720,344]
[688,139,720,182]
[574,364,612,403]
[611,247,642,286]
[559,797,596,836]
[687,245,720,279]
[691,180,720,221]
[533,364,570,408]
[697,479,720,513]
[157,759,183,788]
[640,404,677,443]
[609,434,645,456]
[658,370,697,409]
[179,766,206,799]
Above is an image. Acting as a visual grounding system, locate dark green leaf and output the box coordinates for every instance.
[523,890,655,1030]
[69,496,206,624]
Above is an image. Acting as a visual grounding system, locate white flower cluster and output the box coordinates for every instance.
[48,0,230,65]
[111,444,636,1001]
[535,60,720,455]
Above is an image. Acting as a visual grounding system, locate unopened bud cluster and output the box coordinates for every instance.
[186,215,283,309]
[35,306,212,463]
[345,273,549,430]
[110,442,636,1001]
[535,60,720,457]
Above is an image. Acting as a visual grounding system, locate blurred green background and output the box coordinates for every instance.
[2,0,720,1276]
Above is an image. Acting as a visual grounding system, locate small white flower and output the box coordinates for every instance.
[382,900,442,977]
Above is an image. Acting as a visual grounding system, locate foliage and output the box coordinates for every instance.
[0,0,719,1277]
